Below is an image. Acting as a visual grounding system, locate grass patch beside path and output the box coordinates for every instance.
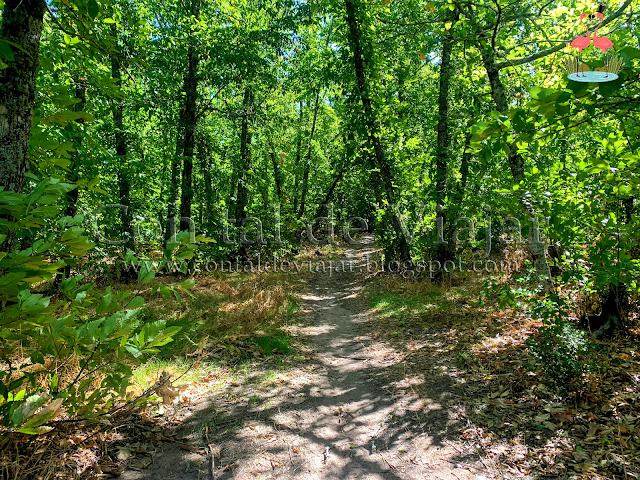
[109,269,309,401]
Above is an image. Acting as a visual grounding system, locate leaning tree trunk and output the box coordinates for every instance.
[480,45,552,287]
[344,0,411,262]
[0,0,47,252]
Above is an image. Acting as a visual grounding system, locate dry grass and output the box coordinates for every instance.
[1,268,307,480]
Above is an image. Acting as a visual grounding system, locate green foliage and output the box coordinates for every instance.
[480,283,601,396]
[527,297,601,396]
[250,333,292,355]
[0,180,187,434]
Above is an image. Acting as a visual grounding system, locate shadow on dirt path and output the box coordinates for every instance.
[121,237,493,479]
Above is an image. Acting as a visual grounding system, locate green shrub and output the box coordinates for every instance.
[0,179,187,434]
[526,295,600,395]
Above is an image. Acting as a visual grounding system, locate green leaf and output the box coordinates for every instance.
[599,77,621,99]
[125,296,145,309]
[0,40,14,62]
[45,111,94,124]
[529,86,556,101]
[30,352,44,365]
[88,0,99,19]
[619,46,640,60]
[513,110,527,133]
[52,318,65,340]
[139,270,155,285]
[178,279,195,290]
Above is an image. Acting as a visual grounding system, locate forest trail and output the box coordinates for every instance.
[122,238,491,480]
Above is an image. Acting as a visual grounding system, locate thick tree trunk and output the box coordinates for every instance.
[434,34,453,272]
[480,46,552,285]
[179,42,200,227]
[0,0,47,251]
[344,0,410,262]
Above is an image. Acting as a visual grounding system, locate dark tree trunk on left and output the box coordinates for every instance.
[0,0,47,251]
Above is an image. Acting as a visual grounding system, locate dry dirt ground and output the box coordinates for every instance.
[121,239,498,480]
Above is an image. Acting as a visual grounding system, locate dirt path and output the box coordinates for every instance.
[122,239,490,479]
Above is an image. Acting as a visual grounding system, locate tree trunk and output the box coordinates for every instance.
[166,0,200,245]
[298,91,321,219]
[480,45,552,285]
[111,38,136,254]
[65,77,87,218]
[235,86,254,254]
[344,0,411,262]
[434,34,453,272]
[292,102,303,216]
[315,162,346,220]
[179,41,200,228]
[270,151,283,202]
[0,0,47,251]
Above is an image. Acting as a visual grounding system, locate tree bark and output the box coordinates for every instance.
[292,102,303,216]
[111,36,136,254]
[179,41,200,227]
[234,86,254,255]
[64,77,87,218]
[344,0,410,262]
[434,34,453,271]
[0,0,47,251]
[298,91,321,219]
